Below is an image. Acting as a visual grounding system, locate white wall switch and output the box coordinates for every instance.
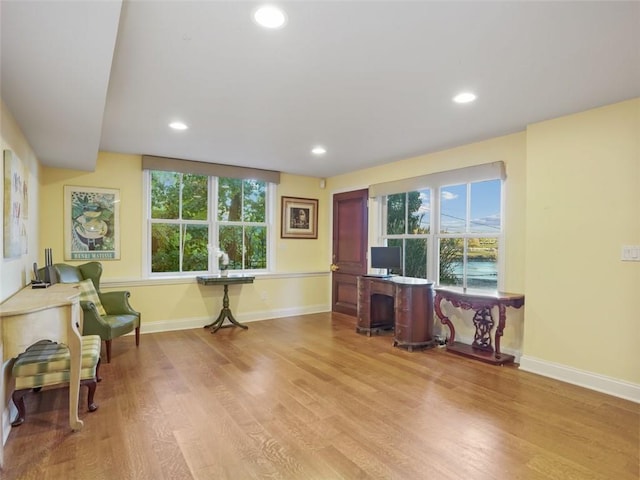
[621,245,640,261]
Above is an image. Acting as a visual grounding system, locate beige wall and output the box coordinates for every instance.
[329,132,528,354]
[2,97,639,451]
[0,99,43,461]
[523,98,640,383]
[0,100,42,301]
[39,152,332,331]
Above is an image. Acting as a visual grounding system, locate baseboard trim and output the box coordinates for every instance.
[140,304,331,334]
[519,355,640,403]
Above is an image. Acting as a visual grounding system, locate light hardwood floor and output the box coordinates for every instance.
[2,312,638,480]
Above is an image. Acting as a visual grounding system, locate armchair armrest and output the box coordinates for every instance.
[79,300,111,338]
[99,291,139,316]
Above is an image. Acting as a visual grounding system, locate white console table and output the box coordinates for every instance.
[0,283,84,468]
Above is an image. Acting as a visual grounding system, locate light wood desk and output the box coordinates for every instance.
[0,283,84,468]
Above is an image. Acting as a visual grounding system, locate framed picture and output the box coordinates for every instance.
[3,149,29,258]
[64,186,120,260]
[281,196,318,239]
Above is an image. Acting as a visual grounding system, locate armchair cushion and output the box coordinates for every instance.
[77,278,107,316]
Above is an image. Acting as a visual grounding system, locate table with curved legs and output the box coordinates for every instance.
[197,275,255,333]
[434,287,524,365]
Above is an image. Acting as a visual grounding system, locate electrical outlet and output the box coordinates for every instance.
[621,245,640,261]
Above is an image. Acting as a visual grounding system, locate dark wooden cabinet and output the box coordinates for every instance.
[357,276,435,351]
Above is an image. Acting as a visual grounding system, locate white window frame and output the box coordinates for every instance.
[142,170,276,277]
[375,163,505,290]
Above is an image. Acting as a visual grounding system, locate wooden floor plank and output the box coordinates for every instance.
[2,312,638,479]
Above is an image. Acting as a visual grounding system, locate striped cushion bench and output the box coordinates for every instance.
[11,335,102,426]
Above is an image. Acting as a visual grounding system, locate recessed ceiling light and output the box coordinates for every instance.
[169,121,188,130]
[311,146,327,155]
[254,5,287,29]
[453,92,477,104]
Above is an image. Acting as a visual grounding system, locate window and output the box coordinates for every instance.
[385,189,431,278]
[438,179,502,289]
[147,171,271,275]
[379,166,503,290]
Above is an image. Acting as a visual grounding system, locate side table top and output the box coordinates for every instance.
[196,275,255,286]
[434,286,524,305]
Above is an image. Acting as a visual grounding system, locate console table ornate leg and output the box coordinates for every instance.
[434,293,456,345]
[494,303,508,360]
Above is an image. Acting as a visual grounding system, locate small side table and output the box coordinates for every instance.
[434,287,524,365]
[197,275,255,333]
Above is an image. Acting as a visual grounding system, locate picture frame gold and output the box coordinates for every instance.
[281,196,318,239]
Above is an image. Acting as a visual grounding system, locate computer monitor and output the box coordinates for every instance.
[370,246,402,275]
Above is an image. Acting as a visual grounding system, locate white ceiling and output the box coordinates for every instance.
[2,1,639,178]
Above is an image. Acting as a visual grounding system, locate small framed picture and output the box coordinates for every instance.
[64,185,120,260]
[281,196,318,239]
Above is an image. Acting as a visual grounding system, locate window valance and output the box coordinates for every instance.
[368,161,505,198]
[141,155,281,184]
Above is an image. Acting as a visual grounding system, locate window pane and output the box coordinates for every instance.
[219,225,243,269]
[404,238,427,278]
[242,180,266,222]
[182,224,209,271]
[468,237,498,289]
[387,193,406,234]
[151,171,180,219]
[182,174,208,220]
[151,224,180,272]
[218,178,243,221]
[439,238,463,286]
[245,226,267,269]
[470,180,501,233]
[440,184,467,233]
[387,239,403,276]
[410,189,430,234]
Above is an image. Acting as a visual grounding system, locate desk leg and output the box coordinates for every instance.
[68,303,84,431]
[203,284,249,333]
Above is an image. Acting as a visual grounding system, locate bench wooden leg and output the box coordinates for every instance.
[81,379,98,412]
[10,389,29,427]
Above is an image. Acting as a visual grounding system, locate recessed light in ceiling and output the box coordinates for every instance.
[311,146,327,155]
[453,92,477,104]
[254,5,287,29]
[169,121,188,130]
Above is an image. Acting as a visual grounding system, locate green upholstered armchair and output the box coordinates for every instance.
[53,262,140,363]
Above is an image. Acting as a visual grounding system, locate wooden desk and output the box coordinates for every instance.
[434,287,524,365]
[197,275,255,333]
[357,276,435,351]
[0,284,84,467]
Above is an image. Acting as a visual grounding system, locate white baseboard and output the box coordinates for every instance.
[519,355,640,403]
[140,304,331,334]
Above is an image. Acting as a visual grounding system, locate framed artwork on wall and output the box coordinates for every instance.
[3,149,28,258]
[64,185,120,260]
[281,196,318,239]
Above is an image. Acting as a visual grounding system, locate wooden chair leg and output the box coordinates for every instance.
[81,379,98,412]
[11,389,29,427]
[105,339,112,363]
[95,358,102,382]
[135,325,140,346]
